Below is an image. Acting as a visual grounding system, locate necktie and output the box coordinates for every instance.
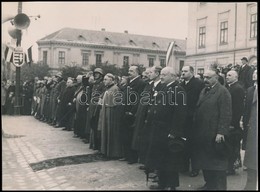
[205,86,211,94]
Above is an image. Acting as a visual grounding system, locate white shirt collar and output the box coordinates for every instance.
[154,80,160,87]
[167,81,175,87]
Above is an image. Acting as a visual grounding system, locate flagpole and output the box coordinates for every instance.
[14,2,22,115]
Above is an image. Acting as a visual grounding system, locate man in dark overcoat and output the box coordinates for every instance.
[59,78,77,131]
[225,70,245,175]
[193,69,232,190]
[243,69,258,190]
[180,65,204,176]
[145,67,187,190]
[238,57,254,90]
[121,65,146,164]
[131,66,162,167]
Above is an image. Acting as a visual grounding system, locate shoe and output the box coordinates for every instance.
[189,170,199,177]
[197,183,208,190]
[152,176,159,183]
[149,184,164,190]
[127,161,137,165]
[62,128,67,131]
[139,165,146,170]
[54,124,61,128]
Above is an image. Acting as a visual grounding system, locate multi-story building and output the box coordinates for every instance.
[36,28,186,72]
[186,2,257,74]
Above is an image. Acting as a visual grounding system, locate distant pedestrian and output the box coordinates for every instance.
[238,57,254,90]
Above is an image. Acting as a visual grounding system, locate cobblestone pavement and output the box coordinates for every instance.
[2,115,247,190]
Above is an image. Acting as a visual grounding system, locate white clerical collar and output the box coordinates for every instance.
[130,75,140,83]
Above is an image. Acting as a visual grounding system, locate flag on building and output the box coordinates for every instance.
[24,46,33,66]
[4,45,13,63]
[166,41,175,66]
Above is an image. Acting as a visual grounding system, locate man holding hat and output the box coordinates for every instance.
[238,57,254,90]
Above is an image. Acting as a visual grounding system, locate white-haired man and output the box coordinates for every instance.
[145,67,187,190]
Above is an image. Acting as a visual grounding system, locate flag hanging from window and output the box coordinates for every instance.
[4,45,13,63]
[166,41,175,66]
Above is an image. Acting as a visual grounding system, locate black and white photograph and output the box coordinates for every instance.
[2,1,258,190]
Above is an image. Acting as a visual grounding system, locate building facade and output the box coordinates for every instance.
[186,2,257,74]
[36,28,186,72]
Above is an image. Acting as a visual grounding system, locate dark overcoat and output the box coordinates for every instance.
[193,82,232,171]
[144,81,187,171]
[243,85,258,170]
[179,76,204,138]
[238,64,254,89]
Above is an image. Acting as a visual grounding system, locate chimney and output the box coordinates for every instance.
[124,30,128,34]
[101,28,105,31]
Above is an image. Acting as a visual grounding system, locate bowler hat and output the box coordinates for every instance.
[214,140,232,158]
[241,57,248,62]
[168,137,186,153]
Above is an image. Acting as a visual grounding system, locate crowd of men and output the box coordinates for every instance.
[1,56,257,190]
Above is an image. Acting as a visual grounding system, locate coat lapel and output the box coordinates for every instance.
[197,83,219,107]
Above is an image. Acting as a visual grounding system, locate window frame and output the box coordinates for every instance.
[43,51,48,65]
[220,21,228,45]
[250,13,257,39]
[96,54,102,65]
[198,26,206,48]
[58,51,65,65]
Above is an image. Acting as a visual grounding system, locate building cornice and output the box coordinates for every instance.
[186,47,257,58]
[37,40,186,55]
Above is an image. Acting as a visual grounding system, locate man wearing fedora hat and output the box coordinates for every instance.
[238,57,254,90]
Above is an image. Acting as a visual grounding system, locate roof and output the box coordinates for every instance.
[37,27,186,52]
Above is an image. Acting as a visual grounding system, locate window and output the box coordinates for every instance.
[160,58,166,67]
[58,51,65,65]
[198,26,206,48]
[43,51,47,65]
[82,53,89,66]
[96,54,102,65]
[197,68,204,74]
[123,56,129,66]
[250,13,257,38]
[220,21,228,44]
[148,58,154,67]
[179,60,184,70]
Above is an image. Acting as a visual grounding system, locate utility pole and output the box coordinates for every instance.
[14,2,22,115]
